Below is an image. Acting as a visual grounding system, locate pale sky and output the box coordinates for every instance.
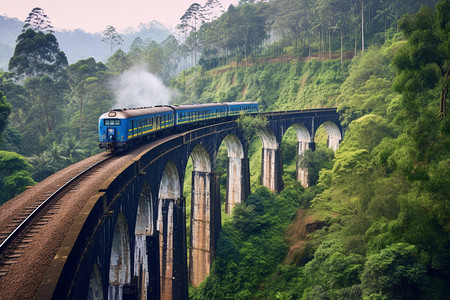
[0,0,240,33]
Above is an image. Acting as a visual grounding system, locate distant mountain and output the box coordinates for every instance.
[0,16,23,71]
[0,15,172,70]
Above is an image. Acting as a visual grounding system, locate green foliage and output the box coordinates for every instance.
[8,29,68,81]
[304,239,365,297]
[361,243,426,299]
[0,150,35,204]
[393,2,450,117]
[300,147,334,186]
[171,60,349,112]
[192,186,303,299]
[0,89,12,140]
[340,114,393,152]
[237,114,269,143]
[337,47,396,127]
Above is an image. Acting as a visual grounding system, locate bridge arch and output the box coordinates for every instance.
[284,124,312,187]
[158,161,182,300]
[109,212,131,299]
[159,161,181,201]
[258,127,282,192]
[190,144,212,173]
[258,127,278,150]
[221,134,245,213]
[315,120,342,152]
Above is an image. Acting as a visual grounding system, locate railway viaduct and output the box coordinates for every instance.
[32,108,342,300]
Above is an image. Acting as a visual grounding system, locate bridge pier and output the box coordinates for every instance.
[158,198,188,300]
[260,148,283,193]
[146,235,160,300]
[226,157,250,213]
[189,171,220,287]
[296,142,315,188]
[223,135,249,214]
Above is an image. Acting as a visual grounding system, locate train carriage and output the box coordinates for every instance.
[225,102,259,115]
[171,103,228,126]
[99,106,174,152]
[99,102,259,152]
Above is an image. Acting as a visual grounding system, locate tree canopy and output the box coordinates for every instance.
[8,29,68,81]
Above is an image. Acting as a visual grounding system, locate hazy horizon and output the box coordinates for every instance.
[0,0,239,34]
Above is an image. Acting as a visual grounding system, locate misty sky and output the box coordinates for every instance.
[0,0,239,33]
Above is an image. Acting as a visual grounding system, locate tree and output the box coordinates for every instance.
[0,90,12,141]
[0,150,35,204]
[300,148,334,186]
[8,29,68,81]
[161,35,181,81]
[23,7,54,34]
[24,74,69,134]
[67,58,108,140]
[106,49,130,73]
[101,25,124,55]
[393,1,450,117]
[237,114,269,143]
[179,3,205,67]
[361,243,426,299]
[0,72,28,129]
[203,0,225,22]
[374,4,395,43]
[305,239,364,295]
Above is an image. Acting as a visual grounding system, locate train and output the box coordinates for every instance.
[99,102,259,152]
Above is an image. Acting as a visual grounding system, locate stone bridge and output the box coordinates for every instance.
[35,108,342,300]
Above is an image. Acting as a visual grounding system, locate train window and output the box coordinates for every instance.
[104,119,121,126]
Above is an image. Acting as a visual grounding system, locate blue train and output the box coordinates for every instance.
[99,102,259,152]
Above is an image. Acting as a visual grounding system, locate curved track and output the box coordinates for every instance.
[0,155,112,258]
[0,149,143,299]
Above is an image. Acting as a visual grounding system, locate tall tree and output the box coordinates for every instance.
[8,8,69,137]
[179,3,205,67]
[374,3,395,43]
[67,58,107,140]
[203,0,225,22]
[8,29,68,81]
[24,75,68,133]
[101,25,124,55]
[23,7,54,34]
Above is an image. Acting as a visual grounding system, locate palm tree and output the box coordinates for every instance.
[62,135,87,163]
[374,4,394,43]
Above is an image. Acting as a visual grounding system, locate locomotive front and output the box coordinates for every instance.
[98,109,128,152]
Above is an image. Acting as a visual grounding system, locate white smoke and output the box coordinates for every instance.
[111,65,172,109]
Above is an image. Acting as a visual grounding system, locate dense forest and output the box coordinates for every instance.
[0,0,449,299]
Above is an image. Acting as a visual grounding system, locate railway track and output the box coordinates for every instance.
[0,154,113,277]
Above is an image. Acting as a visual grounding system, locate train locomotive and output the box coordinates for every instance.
[99,102,258,152]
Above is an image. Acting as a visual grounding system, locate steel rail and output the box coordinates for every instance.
[0,156,111,255]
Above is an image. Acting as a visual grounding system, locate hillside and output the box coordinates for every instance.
[184,15,449,300]
[171,59,350,112]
